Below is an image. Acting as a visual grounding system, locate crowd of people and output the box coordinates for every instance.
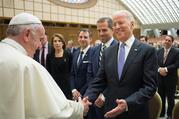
[0,10,179,119]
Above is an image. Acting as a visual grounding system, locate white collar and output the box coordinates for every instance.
[164,47,171,52]
[1,38,27,55]
[120,35,135,48]
[102,37,114,48]
[81,45,90,55]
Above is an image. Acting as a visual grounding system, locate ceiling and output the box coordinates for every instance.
[120,0,179,29]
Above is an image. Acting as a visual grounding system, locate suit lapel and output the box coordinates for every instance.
[157,48,164,64]
[77,48,90,71]
[74,49,80,72]
[111,44,120,81]
[96,45,102,66]
[82,49,89,62]
[120,40,140,80]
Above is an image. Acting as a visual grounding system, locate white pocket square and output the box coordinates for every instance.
[83,61,89,63]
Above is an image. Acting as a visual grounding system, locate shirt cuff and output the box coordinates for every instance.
[164,67,168,72]
[158,67,161,72]
[72,89,77,93]
[99,93,105,102]
[125,104,128,111]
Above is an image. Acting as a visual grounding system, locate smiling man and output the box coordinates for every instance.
[157,35,179,119]
[84,10,158,119]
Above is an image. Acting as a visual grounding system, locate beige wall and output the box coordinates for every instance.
[0,0,140,28]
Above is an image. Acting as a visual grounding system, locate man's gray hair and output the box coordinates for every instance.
[113,10,135,22]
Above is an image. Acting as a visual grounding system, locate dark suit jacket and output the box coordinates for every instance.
[66,47,77,54]
[70,47,93,96]
[85,39,158,119]
[33,43,51,65]
[157,47,179,87]
[87,39,118,82]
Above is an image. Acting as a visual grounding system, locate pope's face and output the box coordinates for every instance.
[27,25,45,57]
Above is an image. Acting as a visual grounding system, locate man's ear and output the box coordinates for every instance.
[23,28,31,42]
[131,21,135,29]
[131,21,134,26]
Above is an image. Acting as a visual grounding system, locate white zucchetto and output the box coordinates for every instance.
[9,12,42,26]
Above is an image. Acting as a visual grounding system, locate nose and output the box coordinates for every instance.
[81,37,86,41]
[99,31,104,36]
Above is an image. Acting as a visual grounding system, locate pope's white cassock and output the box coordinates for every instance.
[0,38,84,119]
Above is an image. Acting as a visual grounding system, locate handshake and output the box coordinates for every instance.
[72,90,105,116]
[78,97,92,116]
[73,91,127,118]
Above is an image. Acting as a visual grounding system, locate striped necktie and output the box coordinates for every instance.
[99,44,106,66]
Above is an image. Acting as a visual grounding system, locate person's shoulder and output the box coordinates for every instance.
[108,43,119,50]
[13,52,41,71]
[133,39,157,54]
[86,47,94,54]
[92,45,101,52]
[103,43,119,55]
[112,39,118,45]
[46,52,54,59]
[135,39,152,48]
[64,49,72,56]
[171,47,179,54]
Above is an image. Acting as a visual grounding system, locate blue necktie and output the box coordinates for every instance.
[77,51,83,68]
[118,43,125,80]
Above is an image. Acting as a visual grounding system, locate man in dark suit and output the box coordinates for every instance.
[70,29,94,119]
[157,35,179,119]
[84,10,158,119]
[33,33,51,68]
[70,28,93,100]
[87,17,117,119]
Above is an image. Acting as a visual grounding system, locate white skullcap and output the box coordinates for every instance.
[9,12,42,26]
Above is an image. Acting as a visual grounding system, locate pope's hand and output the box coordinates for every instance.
[79,97,92,116]
[72,90,81,101]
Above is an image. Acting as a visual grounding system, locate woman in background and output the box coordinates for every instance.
[46,33,72,99]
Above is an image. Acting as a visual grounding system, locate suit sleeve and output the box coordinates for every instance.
[84,50,107,101]
[166,48,179,73]
[70,59,76,91]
